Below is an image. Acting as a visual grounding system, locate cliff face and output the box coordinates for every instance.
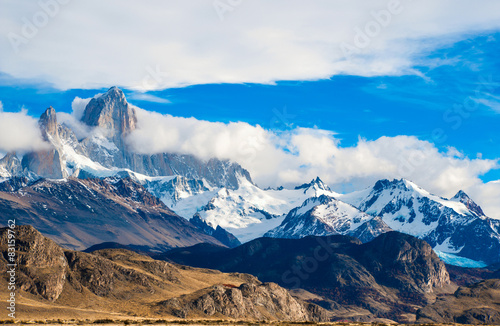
[0,225,328,321]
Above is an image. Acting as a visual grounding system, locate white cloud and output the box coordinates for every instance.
[1,1,500,90]
[57,97,93,139]
[0,106,49,152]
[127,108,500,217]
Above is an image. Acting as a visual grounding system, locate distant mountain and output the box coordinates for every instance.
[0,176,224,251]
[0,225,328,321]
[265,194,392,242]
[339,179,500,264]
[161,232,450,322]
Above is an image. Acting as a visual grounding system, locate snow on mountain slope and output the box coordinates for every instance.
[191,177,339,243]
[265,194,392,242]
[338,179,479,237]
[338,178,500,264]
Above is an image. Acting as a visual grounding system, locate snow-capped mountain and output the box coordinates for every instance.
[264,194,392,242]
[338,178,500,264]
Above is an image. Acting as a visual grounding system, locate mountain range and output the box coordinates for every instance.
[0,86,499,266]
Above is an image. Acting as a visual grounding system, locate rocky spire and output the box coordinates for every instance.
[39,107,58,141]
[80,87,137,148]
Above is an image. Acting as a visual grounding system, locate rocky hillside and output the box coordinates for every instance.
[0,177,225,251]
[0,225,328,321]
[161,232,451,322]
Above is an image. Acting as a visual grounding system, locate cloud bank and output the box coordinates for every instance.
[127,108,500,218]
[1,0,500,90]
[0,101,49,152]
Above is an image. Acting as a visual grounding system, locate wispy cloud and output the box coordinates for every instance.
[1,1,500,90]
[128,92,171,104]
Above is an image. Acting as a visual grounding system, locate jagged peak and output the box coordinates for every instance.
[0,151,20,163]
[452,189,469,200]
[39,106,57,125]
[452,189,485,216]
[100,86,126,101]
[294,176,330,191]
[373,178,423,193]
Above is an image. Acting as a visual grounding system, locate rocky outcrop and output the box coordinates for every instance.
[417,279,500,324]
[160,282,329,321]
[0,225,67,301]
[21,106,78,179]
[81,86,137,144]
[22,148,65,179]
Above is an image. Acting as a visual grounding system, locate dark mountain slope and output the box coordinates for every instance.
[0,177,223,251]
[161,232,451,321]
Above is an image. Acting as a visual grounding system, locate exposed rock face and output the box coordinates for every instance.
[160,282,327,321]
[349,216,392,243]
[0,177,224,251]
[21,106,78,179]
[81,86,137,140]
[0,152,22,177]
[452,190,485,217]
[417,279,500,324]
[22,148,65,179]
[0,225,67,301]
[354,232,450,293]
[39,106,59,140]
